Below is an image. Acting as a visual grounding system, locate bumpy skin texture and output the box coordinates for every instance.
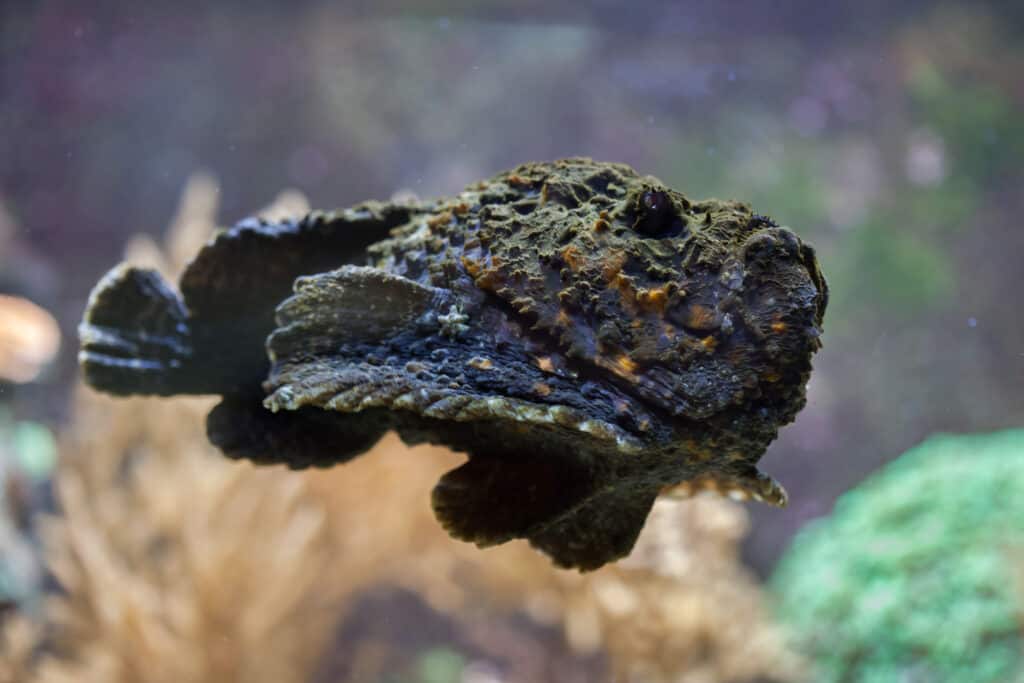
[79,158,827,570]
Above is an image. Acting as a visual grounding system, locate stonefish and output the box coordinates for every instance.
[80,158,827,570]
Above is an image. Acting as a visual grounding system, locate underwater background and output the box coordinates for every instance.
[2,2,1023,681]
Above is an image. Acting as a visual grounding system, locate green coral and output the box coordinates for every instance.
[771,429,1024,683]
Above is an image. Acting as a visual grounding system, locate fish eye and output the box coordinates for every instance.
[642,190,670,214]
[633,190,686,238]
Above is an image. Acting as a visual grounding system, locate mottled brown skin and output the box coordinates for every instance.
[79,158,827,570]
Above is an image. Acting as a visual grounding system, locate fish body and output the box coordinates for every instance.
[79,158,827,570]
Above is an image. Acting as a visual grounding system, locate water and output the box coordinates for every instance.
[1,3,1022,681]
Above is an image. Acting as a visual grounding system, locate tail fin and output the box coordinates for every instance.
[78,264,200,396]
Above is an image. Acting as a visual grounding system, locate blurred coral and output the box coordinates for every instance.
[301,435,805,682]
[0,175,800,683]
[0,616,39,683]
[0,412,57,614]
[0,294,60,384]
[30,392,343,683]
[442,495,804,683]
[772,429,1024,683]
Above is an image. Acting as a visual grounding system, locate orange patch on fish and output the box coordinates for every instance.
[602,354,638,380]
[612,273,636,300]
[472,264,504,291]
[686,444,713,463]
[461,256,482,278]
[686,304,717,330]
[600,251,628,281]
[560,245,584,272]
[636,285,670,314]
[427,211,453,229]
[535,356,556,373]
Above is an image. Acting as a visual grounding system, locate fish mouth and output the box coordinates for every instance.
[743,227,828,325]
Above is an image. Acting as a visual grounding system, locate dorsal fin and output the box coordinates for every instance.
[180,204,425,325]
[177,205,427,393]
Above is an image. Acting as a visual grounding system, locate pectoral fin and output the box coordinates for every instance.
[430,451,597,548]
[430,448,659,571]
[264,266,457,414]
[527,485,659,571]
[269,265,450,353]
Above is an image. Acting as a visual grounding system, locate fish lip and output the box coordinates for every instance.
[797,241,829,323]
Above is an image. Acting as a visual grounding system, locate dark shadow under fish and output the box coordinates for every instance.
[79,158,827,570]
